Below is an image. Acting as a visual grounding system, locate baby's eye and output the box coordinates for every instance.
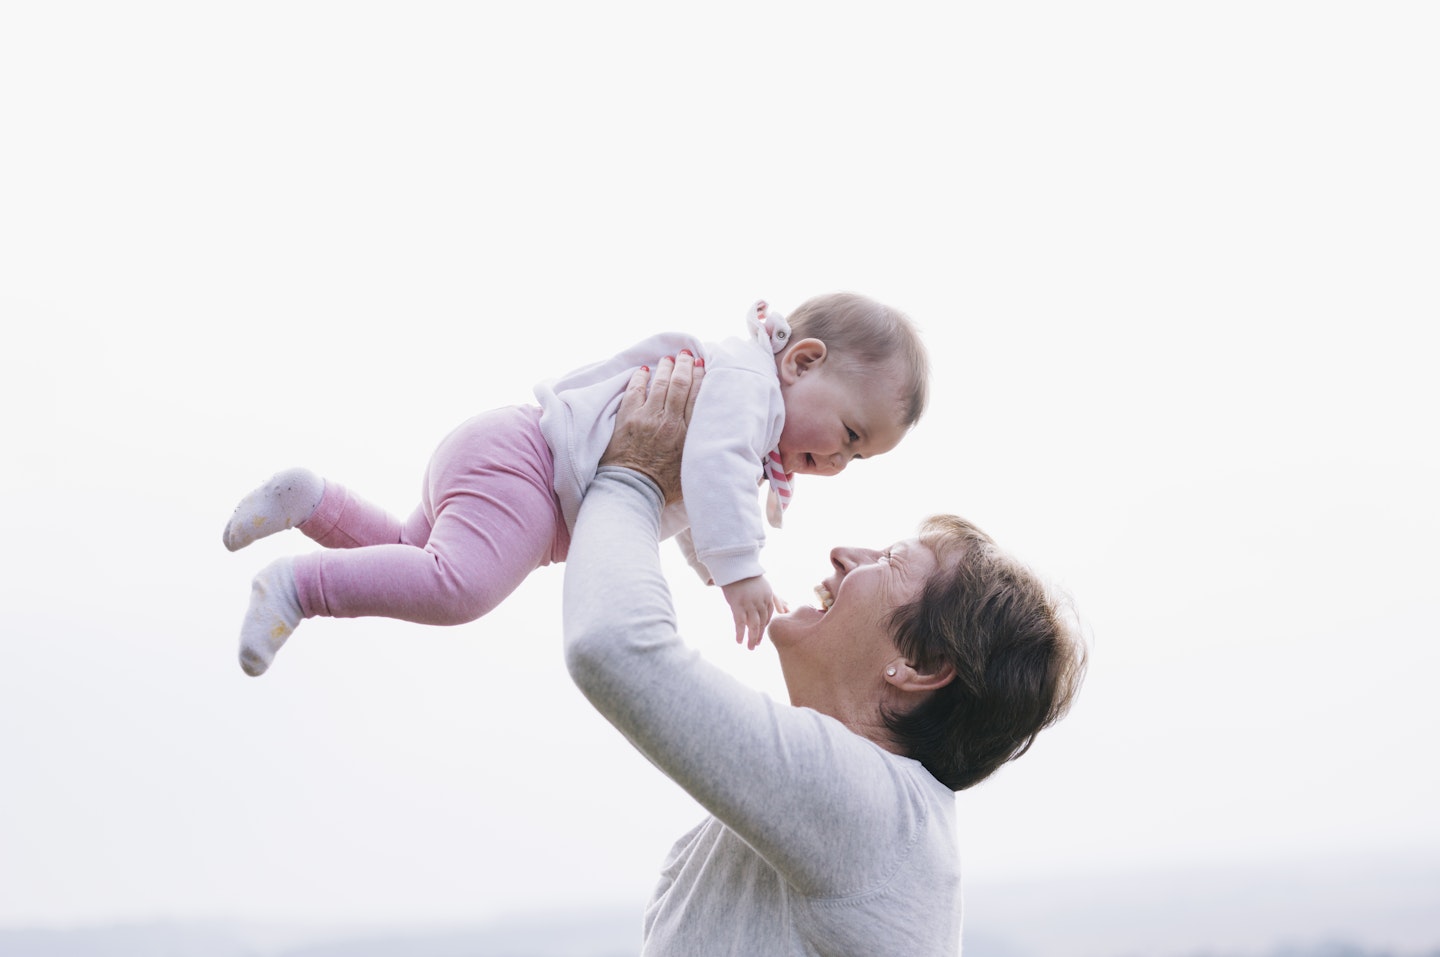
[846,427,859,443]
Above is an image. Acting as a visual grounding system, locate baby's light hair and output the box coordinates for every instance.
[786,292,930,426]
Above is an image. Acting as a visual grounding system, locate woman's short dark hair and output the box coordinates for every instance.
[883,515,1087,791]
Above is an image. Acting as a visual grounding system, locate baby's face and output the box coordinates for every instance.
[776,358,911,477]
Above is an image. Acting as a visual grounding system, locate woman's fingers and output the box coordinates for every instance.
[666,351,696,417]
[618,364,652,418]
[634,351,701,422]
[644,355,675,412]
[684,354,705,422]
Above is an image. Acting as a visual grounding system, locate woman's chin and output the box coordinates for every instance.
[769,604,824,644]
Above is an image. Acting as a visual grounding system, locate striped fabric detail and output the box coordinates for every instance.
[763,449,794,529]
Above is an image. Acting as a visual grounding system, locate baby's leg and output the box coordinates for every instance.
[238,557,303,676]
[295,479,420,550]
[235,486,424,676]
[239,406,567,674]
[224,466,417,553]
[222,468,325,551]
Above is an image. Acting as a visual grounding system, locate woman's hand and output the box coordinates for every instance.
[599,351,705,503]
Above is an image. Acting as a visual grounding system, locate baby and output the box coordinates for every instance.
[224,293,929,675]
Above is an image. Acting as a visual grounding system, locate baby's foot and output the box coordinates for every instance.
[239,557,303,677]
[223,467,324,552]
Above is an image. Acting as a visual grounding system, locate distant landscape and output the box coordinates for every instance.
[0,920,1436,957]
[4,854,1436,957]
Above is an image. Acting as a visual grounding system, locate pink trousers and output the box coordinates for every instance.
[291,404,570,625]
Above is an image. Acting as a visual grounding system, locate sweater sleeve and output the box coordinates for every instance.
[564,467,924,898]
[672,528,714,584]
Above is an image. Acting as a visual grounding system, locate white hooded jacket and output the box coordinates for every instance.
[533,310,790,587]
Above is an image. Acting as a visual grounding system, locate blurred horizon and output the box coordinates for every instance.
[4,848,1436,957]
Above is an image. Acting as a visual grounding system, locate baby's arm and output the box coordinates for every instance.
[673,528,714,584]
[678,359,783,579]
[720,575,788,650]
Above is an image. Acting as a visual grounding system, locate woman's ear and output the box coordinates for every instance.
[885,658,956,693]
[778,338,827,385]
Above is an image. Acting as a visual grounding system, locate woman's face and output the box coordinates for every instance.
[768,536,939,713]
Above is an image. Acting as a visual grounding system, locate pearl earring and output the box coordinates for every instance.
[886,667,897,677]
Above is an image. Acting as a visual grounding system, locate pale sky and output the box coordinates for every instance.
[2,0,1436,933]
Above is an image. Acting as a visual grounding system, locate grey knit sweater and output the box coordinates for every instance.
[564,467,962,956]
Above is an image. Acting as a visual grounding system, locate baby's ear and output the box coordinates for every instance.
[779,338,827,383]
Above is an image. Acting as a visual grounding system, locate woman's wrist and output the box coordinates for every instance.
[595,465,665,510]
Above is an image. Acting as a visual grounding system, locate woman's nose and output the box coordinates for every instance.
[830,546,879,572]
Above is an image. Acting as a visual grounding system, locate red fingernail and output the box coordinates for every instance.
[695,357,705,367]
[680,349,693,357]
[641,365,649,372]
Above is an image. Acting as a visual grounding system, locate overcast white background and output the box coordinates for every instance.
[2,0,1436,948]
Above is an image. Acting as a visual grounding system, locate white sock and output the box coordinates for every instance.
[223,468,324,552]
[239,557,303,677]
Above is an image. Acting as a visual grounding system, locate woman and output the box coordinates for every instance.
[565,352,1086,955]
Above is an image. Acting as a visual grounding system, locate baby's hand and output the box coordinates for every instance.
[720,575,788,650]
